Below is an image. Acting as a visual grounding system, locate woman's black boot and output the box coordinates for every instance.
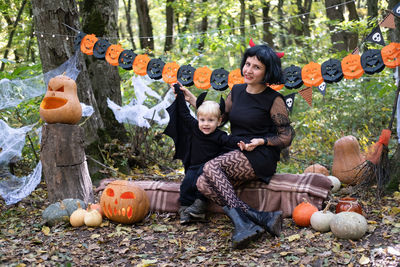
[223,206,265,249]
[245,208,283,237]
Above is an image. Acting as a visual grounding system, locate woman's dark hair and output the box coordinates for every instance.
[240,44,283,84]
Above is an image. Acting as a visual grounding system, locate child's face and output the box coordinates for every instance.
[198,114,221,135]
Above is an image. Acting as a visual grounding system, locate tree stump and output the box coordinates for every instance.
[41,124,94,203]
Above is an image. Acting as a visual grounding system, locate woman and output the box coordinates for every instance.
[181,44,295,249]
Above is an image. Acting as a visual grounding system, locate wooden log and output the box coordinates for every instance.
[41,124,94,203]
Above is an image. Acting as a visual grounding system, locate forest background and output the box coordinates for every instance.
[1,0,400,191]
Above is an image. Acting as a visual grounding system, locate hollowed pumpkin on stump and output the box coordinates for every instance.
[100,180,150,224]
[39,75,82,124]
[331,136,365,185]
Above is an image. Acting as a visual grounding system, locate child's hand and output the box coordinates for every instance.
[238,138,264,151]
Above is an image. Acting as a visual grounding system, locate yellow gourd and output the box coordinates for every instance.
[69,202,87,227]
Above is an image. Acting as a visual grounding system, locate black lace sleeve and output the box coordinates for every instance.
[268,96,295,148]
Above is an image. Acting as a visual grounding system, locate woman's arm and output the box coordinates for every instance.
[267,96,295,148]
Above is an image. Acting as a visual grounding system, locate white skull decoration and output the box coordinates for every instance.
[286,98,293,108]
[318,82,326,92]
[372,33,381,42]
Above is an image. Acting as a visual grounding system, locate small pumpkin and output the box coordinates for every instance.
[283,65,303,89]
[100,180,150,224]
[69,202,87,227]
[39,75,82,124]
[381,42,400,68]
[331,135,365,185]
[335,197,363,215]
[42,201,70,226]
[330,212,368,240]
[228,69,244,89]
[162,62,180,84]
[193,66,212,90]
[301,61,324,87]
[341,54,364,79]
[62,198,87,216]
[88,203,103,217]
[132,54,151,76]
[303,164,329,176]
[105,44,124,66]
[310,202,335,232]
[80,34,98,55]
[292,199,318,227]
[327,175,341,193]
[84,207,103,227]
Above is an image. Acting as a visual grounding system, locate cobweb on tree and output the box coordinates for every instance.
[107,75,175,128]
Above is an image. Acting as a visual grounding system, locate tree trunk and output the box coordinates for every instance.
[367,0,378,19]
[0,0,27,71]
[277,0,286,47]
[135,0,154,50]
[325,0,347,52]
[239,0,246,48]
[198,0,208,51]
[261,0,274,48]
[164,0,174,52]
[41,124,94,203]
[122,0,137,50]
[80,0,127,142]
[345,1,359,51]
[31,0,103,145]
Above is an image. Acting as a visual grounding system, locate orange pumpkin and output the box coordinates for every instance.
[162,61,180,84]
[381,42,400,68]
[269,84,284,91]
[193,66,212,90]
[132,54,151,76]
[80,34,98,55]
[292,199,318,227]
[228,69,244,89]
[88,203,104,217]
[39,75,82,124]
[301,62,324,87]
[100,180,149,224]
[303,163,329,176]
[341,54,364,79]
[105,44,124,66]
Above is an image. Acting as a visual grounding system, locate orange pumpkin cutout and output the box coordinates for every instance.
[341,54,364,79]
[132,54,151,76]
[100,180,150,224]
[162,62,180,84]
[40,75,82,124]
[301,62,323,87]
[269,84,284,91]
[80,34,98,55]
[105,44,124,66]
[381,42,400,68]
[228,69,244,89]
[193,66,212,90]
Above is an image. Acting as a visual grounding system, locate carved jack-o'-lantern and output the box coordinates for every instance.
[228,69,244,89]
[194,66,212,90]
[341,54,364,79]
[100,180,150,224]
[321,59,343,83]
[381,42,400,68]
[80,34,98,55]
[133,54,151,76]
[361,49,385,75]
[210,68,229,91]
[302,62,323,87]
[39,75,82,124]
[93,39,111,59]
[177,65,196,86]
[147,58,165,80]
[283,65,303,89]
[105,44,124,66]
[118,50,137,70]
[162,62,180,84]
[74,32,87,52]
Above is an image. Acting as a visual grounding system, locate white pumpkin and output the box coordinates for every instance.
[327,175,341,193]
[330,212,368,240]
[310,210,335,232]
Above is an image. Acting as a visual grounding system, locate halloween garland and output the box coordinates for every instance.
[73,7,400,93]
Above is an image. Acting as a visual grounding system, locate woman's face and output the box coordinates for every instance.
[242,56,266,85]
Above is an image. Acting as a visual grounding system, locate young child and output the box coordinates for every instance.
[165,84,248,224]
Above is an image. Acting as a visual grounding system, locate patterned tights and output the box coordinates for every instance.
[196,150,257,212]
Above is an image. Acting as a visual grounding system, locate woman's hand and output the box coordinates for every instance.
[238,138,264,151]
[171,82,197,106]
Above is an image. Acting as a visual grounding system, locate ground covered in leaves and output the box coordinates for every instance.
[1,171,400,266]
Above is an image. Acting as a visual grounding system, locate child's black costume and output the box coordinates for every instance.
[164,85,247,207]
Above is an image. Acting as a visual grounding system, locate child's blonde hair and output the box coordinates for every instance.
[197,100,221,118]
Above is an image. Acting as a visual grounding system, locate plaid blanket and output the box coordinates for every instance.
[134,172,332,218]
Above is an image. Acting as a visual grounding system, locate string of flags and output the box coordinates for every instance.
[72,4,400,112]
